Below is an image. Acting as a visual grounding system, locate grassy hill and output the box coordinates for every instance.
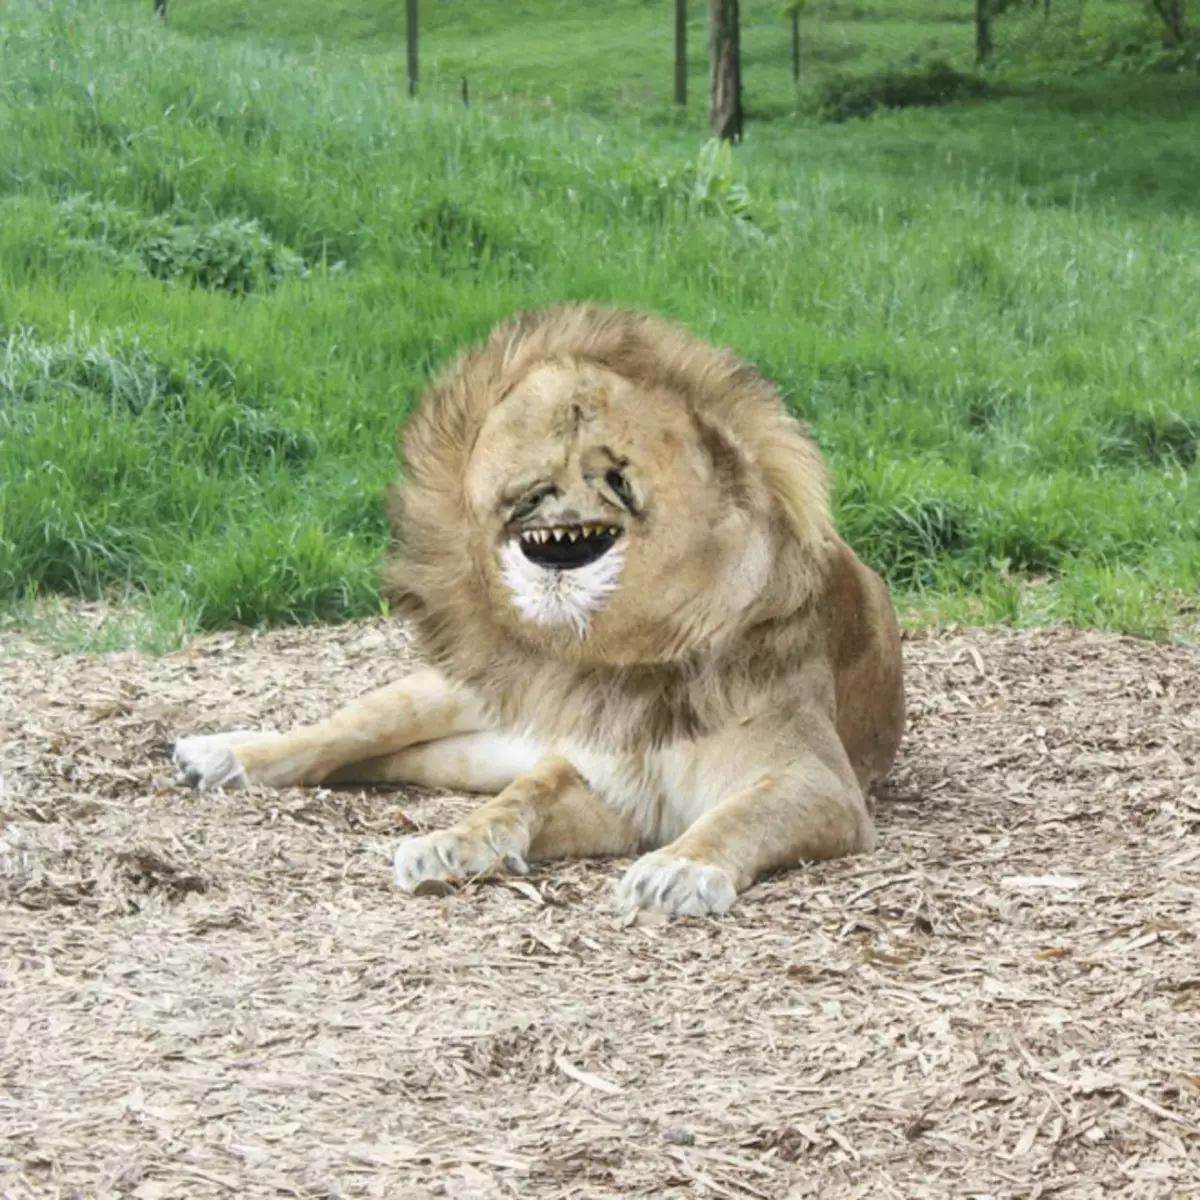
[110,0,986,121]
[1,0,1197,647]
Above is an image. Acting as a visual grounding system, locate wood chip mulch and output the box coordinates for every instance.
[1,619,1198,1199]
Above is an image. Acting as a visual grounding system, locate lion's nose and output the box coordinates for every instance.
[537,493,587,524]
[543,506,582,525]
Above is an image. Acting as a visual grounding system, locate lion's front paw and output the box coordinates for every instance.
[172,731,270,791]
[393,826,530,893]
[616,851,738,917]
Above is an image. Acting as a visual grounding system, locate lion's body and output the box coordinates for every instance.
[173,306,905,916]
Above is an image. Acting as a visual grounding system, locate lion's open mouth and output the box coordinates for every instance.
[517,524,620,571]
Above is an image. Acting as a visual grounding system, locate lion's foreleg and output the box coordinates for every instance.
[617,722,875,917]
[172,669,488,791]
[393,756,639,890]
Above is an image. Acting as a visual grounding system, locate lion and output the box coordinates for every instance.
[172,304,905,916]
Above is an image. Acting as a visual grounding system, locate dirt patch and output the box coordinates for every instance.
[1,620,1198,1199]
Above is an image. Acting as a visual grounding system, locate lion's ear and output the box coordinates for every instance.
[695,415,753,506]
[758,426,833,555]
[694,412,830,550]
[700,405,833,559]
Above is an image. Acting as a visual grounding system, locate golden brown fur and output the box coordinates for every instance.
[172,304,905,917]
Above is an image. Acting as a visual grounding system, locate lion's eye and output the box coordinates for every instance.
[511,485,556,522]
[605,469,635,509]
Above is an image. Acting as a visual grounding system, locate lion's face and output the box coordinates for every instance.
[463,361,772,663]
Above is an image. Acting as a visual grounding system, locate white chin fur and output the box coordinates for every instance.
[500,538,625,637]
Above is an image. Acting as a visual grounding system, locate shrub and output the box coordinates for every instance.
[818,61,998,123]
[56,196,307,294]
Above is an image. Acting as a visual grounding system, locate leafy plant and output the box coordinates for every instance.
[56,197,307,294]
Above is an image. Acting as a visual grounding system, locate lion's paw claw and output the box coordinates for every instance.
[171,733,255,792]
[616,852,737,917]
[393,828,529,892]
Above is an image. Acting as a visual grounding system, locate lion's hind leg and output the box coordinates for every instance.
[324,730,543,794]
[172,669,490,791]
[170,729,285,792]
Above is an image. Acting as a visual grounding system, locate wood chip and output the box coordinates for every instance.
[1,618,1198,1196]
[553,1055,624,1096]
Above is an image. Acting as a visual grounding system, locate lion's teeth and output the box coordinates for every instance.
[523,525,622,544]
[521,524,621,547]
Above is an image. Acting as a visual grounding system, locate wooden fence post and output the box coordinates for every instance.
[406,0,419,97]
[674,0,687,106]
[791,7,800,83]
[975,0,993,62]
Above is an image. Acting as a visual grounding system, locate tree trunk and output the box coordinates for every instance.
[1151,0,1186,43]
[675,0,687,106]
[708,0,742,142]
[154,0,167,17]
[974,0,992,63]
[406,0,419,97]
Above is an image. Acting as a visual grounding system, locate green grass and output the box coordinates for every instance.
[1,0,1197,648]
